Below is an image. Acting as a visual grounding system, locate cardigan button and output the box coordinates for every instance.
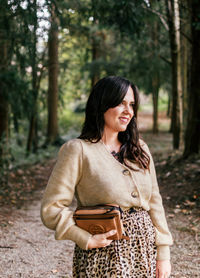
[122,169,130,176]
[131,191,139,198]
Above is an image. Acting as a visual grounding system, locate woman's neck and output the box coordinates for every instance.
[101,129,121,152]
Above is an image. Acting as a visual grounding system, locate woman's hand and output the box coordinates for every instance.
[87,229,117,249]
[156,260,171,278]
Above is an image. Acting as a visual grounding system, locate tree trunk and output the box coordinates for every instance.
[167,91,171,117]
[91,0,101,88]
[0,24,9,160]
[168,92,173,133]
[181,33,188,130]
[165,0,183,149]
[150,13,160,134]
[91,36,101,87]
[26,0,38,154]
[180,0,191,132]
[152,72,159,133]
[27,114,37,153]
[183,0,200,157]
[0,93,9,155]
[47,3,59,145]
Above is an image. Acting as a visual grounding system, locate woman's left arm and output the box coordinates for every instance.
[142,143,173,262]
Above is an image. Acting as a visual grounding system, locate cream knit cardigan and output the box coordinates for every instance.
[41,138,173,260]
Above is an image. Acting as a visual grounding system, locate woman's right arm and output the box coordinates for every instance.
[40,139,91,250]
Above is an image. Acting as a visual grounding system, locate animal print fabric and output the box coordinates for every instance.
[73,207,157,277]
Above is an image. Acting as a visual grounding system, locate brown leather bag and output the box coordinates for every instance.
[73,204,129,240]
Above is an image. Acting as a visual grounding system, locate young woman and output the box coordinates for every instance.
[41,76,173,278]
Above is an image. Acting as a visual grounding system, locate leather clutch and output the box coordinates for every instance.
[73,204,129,240]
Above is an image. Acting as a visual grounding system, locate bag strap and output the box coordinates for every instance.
[95,204,122,215]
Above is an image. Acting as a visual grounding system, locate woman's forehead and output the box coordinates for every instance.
[123,86,135,101]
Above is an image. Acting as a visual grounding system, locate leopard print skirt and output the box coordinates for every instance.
[73,207,157,278]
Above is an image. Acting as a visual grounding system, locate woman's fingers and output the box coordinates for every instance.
[156,267,159,278]
[88,229,117,249]
[93,229,116,240]
[103,229,117,239]
[156,260,171,278]
[87,229,117,249]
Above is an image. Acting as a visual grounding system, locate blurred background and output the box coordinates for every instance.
[0,1,199,277]
[0,0,199,164]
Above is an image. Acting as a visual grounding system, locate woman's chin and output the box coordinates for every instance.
[118,126,128,132]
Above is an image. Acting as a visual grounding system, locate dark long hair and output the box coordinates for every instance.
[78,76,150,170]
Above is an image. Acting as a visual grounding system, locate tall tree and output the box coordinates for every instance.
[183,0,200,157]
[0,39,9,159]
[180,0,191,130]
[46,2,59,144]
[149,5,160,134]
[26,0,39,153]
[165,0,183,149]
[0,1,13,160]
[90,0,101,87]
[26,0,48,153]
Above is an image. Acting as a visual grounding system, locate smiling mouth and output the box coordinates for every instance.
[119,117,129,124]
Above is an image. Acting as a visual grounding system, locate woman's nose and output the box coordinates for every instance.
[124,105,133,115]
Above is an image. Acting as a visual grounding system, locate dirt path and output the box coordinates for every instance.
[1,183,199,278]
[0,189,75,278]
[166,209,200,278]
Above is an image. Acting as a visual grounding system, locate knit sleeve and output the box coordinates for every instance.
[142,141,173,260]
[40,139,92,250]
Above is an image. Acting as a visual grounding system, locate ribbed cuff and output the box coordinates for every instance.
[156,245,170,260]
[65,224,92,250]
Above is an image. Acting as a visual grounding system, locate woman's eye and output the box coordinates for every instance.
[119,102,135,109]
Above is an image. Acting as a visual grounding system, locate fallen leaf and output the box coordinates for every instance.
[184,200,196,207]
[10,172,16,178]
[174,209,181,214]
[181,209,189,214]
[51,269,58,274]
[191,227,198,233]
[17,169,24,175]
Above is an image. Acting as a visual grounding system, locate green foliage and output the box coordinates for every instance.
[0,68,30,118]
[59,107,85,137]
[0,0,175,173]
[0,136,12,198]
[93,0,145,37]
[10,139,58,167]
[139,91,169,113]
[158,91,169,112]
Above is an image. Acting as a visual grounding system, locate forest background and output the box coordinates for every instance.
[0,0,200,213]
[0,0,200,277]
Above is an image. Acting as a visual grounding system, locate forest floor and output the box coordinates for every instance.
[0,112,200,278]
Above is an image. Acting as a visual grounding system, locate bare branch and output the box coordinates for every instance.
[142,4,169,31]
[159,55,171,65]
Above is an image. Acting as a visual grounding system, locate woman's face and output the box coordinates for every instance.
[103,86,135,134]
